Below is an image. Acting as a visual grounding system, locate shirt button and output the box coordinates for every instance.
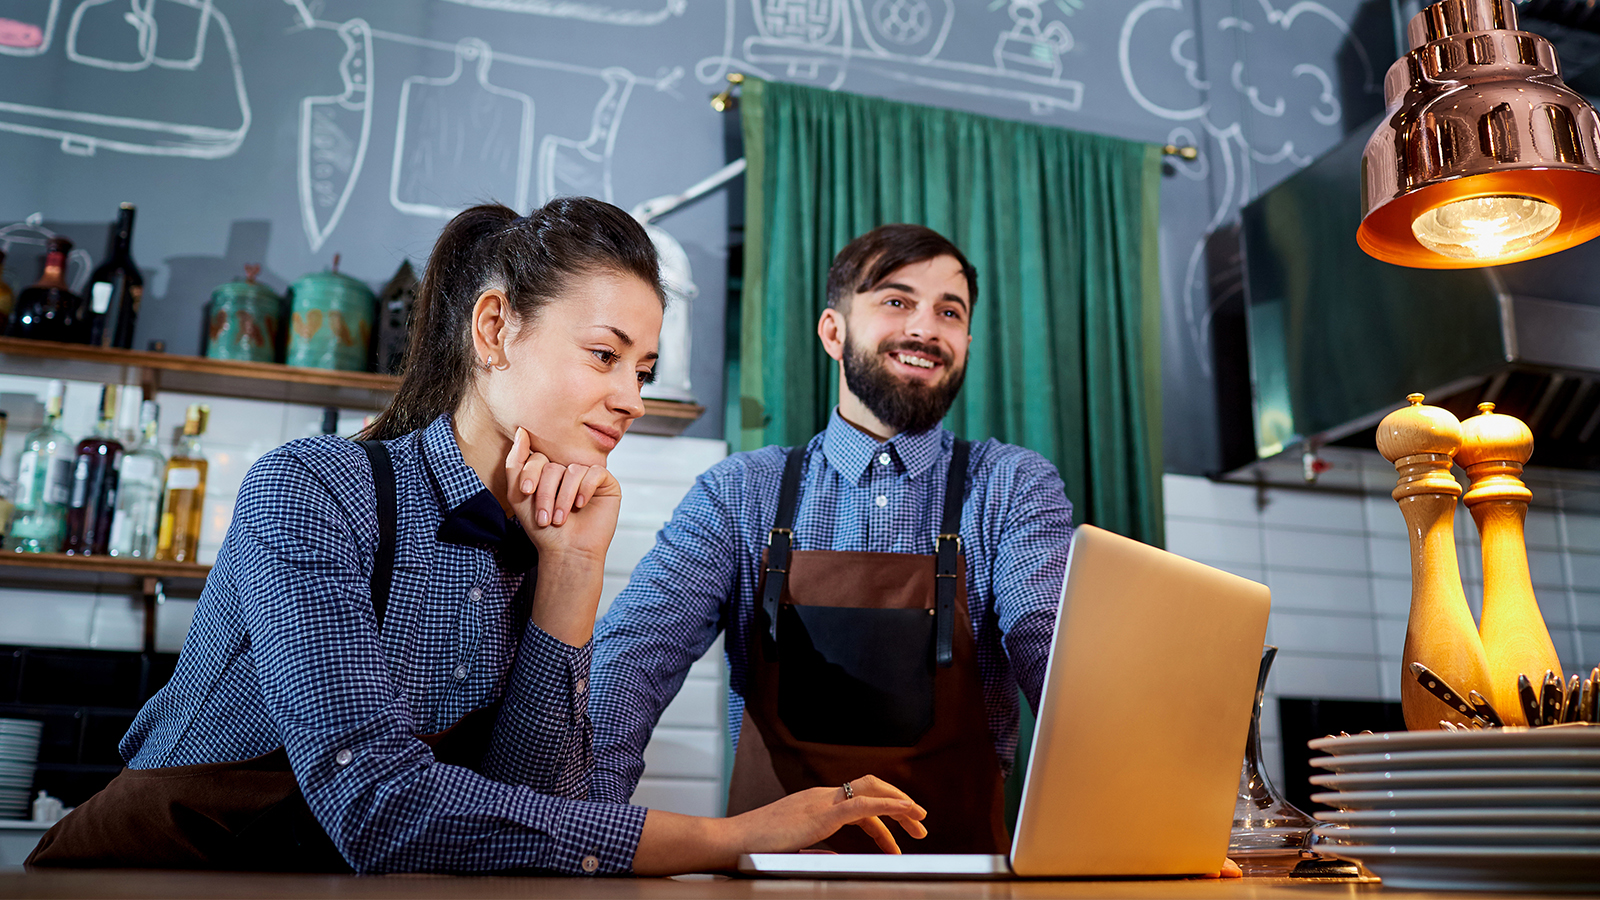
[453,664,469,680]
[335,749,353,766]
[575,677,588,695]
[875,495,888,508]
[467,586,483,603]
[878,453,891,465]
[581,855,600,873]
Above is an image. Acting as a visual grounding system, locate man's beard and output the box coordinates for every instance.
[841,333,966,434]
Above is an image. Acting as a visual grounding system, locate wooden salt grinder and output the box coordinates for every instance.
[1377,394,1491,731]
[1460,402,1563,726]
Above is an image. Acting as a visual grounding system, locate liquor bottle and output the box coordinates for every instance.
[0,412,13,542]
[64,386,124,555]
[8,238,84,343]
[8,381,73,553]
[85,204,143,348]
[155,404,208,563]
[0,248,15,322]
[109,401,164,559]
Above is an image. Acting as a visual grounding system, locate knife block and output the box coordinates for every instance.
[1460,402,1563,726]
[1377,394,1491,731]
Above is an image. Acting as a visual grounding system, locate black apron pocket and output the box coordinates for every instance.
[776,604,935,747]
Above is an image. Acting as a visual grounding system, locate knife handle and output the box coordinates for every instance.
[1467,690,1504,728]
[1562,675,1583,724]
[1541,670,1564,727]
[1519,673,1544,727]
[1408,662,1478,721]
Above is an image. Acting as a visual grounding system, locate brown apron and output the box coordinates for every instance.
[26,440,501,872]
[726,440,1010,854]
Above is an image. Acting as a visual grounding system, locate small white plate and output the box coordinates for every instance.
[1311,787,1600,809]
[0,720,43,732]
[1314,823,1600,845]
[1316,807,1600,825]
[1310,748,1600,773]
[1311,769,1600,791]
[1309,726,1600,756]
[1321,845,1600,892]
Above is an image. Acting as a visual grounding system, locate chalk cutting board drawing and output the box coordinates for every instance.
[699,0,1081,116]
[0,0,248,157]
[298,17,373,252]
[0,0,62,56]
[439,0,687,27]
[537,66,633,204]
[389,37,535,219]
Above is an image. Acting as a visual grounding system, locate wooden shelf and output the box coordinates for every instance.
[0,551,209,583]
[0,336,707,433]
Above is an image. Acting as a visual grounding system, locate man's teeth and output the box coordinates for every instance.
[895,353,935,369]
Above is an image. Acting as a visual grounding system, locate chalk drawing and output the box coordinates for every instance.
[0,214,94,293]
[1120,0,1375,377]
[0,0,61,56]
[698,0,1082,117]
[0,0,248,157]
[298,17,372,253]
[538,66,631,204]
[390,38,535,219]
[439,0,687,27]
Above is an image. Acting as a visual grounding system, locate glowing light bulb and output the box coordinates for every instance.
[1411,195,1561,261]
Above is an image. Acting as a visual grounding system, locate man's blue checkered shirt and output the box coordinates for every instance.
[590,409,1074,805]
[120,415,646,875]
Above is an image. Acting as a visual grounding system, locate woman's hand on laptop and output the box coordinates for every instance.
[632,775,927,875]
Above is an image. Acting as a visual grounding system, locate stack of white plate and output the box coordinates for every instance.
[0,719,41,819]
[1308,726,1600,892]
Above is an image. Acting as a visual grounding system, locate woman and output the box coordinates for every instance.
[28,198,925,875]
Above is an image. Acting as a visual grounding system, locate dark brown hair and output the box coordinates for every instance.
[824,224,978,311]
[360,197,663,441]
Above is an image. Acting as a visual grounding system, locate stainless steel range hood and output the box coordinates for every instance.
[1237,121,1600,471]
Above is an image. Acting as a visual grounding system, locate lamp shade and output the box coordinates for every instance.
[1358,0,1600,268]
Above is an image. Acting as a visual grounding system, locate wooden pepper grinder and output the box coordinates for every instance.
[1377,394,1491,731]
[1459,402,1563,726]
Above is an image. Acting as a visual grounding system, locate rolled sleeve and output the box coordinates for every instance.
[481,622,595,795]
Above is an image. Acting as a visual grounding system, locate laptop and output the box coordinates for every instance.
[737,524,1271,879]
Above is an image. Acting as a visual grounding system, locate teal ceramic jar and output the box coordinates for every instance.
[286,267,374,371]
[205,277,283,363]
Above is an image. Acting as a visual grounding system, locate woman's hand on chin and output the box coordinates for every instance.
[504,426,622,564]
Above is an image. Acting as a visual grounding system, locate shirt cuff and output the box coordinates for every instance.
[507,621,594,720]
[546,796,649,875]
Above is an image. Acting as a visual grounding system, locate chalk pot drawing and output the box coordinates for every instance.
[390,38,535,219]
[0,0,61,55]
[698,0,1083,117]
[439,0,687,27]
[1119,0,1376,377]
[0,0,249,157]
[299,18,372,253]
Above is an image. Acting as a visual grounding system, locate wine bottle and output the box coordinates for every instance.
[8,238,84,343]
[155,404,208,563]
[65,385,124,555]
[0,248,15,323]
[86,204,143,348]
[8,380,73,553]
[109,401,164,559]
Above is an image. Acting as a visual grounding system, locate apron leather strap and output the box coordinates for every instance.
[935,439,969,668]
[358,440,398,630]
[761,445,808,649]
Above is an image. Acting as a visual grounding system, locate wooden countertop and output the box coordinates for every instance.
[0,870,1513,900]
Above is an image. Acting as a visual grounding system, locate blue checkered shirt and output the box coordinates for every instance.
[121,414,647,875]
[590,409,1073,805]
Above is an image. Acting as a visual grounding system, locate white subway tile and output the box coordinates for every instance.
[87,594,143,651]
[1525,511,1561,549]
[1371,576,1411,620]
[155,598,198,654]
[609,435,726,483]
[1529,550,1567,589]
[1265,571,1372,615]
[1375,617,1407,659]
[1377,657,1404,701]
[1212,562,1267,584]
[1368,537,1410,578]
[659,678,722,728]
[0,589,96,647]
[630,777,723,817]
[690,635,725,678]
[1569,552,1600,592]
[1267,653,1381,699]
[604,526,658,575]
[1267,612,1376,656]
[1566,514,1600,554]
[1363,496,1408,539]
[1164,519,1261,566]
[1259,489,1365,534]
[596,574,630,619]
[1550,628,1577,672]
[1161,475,1260,523]
[1264,530,1367,574]
[642,726,722,779]
[1572,590,1600,629]
[1572,630,1600,673]
[618,482,696,527]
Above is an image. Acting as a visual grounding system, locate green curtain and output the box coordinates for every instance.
[737,77,1165,546]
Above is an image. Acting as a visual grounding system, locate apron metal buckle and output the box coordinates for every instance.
[767,527,793,546]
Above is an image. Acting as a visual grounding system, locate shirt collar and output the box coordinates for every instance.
[820,407,946,482]
[420,413,488,512]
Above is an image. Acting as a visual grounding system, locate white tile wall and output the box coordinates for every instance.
[0,376,731,816]
[1164,458,1600,789]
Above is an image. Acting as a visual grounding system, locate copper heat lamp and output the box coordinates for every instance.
[1359,0,1600,268]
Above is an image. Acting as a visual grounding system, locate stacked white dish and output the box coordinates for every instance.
[0,719,42,819]
[1308,726,1600,892]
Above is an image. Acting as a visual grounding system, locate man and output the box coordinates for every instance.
[589,224,1073,853]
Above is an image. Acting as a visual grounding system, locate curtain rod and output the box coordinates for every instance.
[707,73,1200,160]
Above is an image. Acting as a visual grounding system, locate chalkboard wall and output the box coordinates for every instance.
[0,0,1397,468]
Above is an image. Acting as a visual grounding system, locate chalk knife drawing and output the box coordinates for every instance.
[390,37,535,219]
[0,0,61,56]
[439,0,686,27]
[299,18,372,253]
[0,0,248,157]
[538,66,633,204]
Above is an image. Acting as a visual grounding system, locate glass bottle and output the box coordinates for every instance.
[64,385,124,555]
[8,380,73,553]
[0,248,15,322]
[1229,645,1317,874]
[85,204,143,348]
[109,401,164,559]
[8,238,85,343]
[155,404,208,563]
[0,412,13,542]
